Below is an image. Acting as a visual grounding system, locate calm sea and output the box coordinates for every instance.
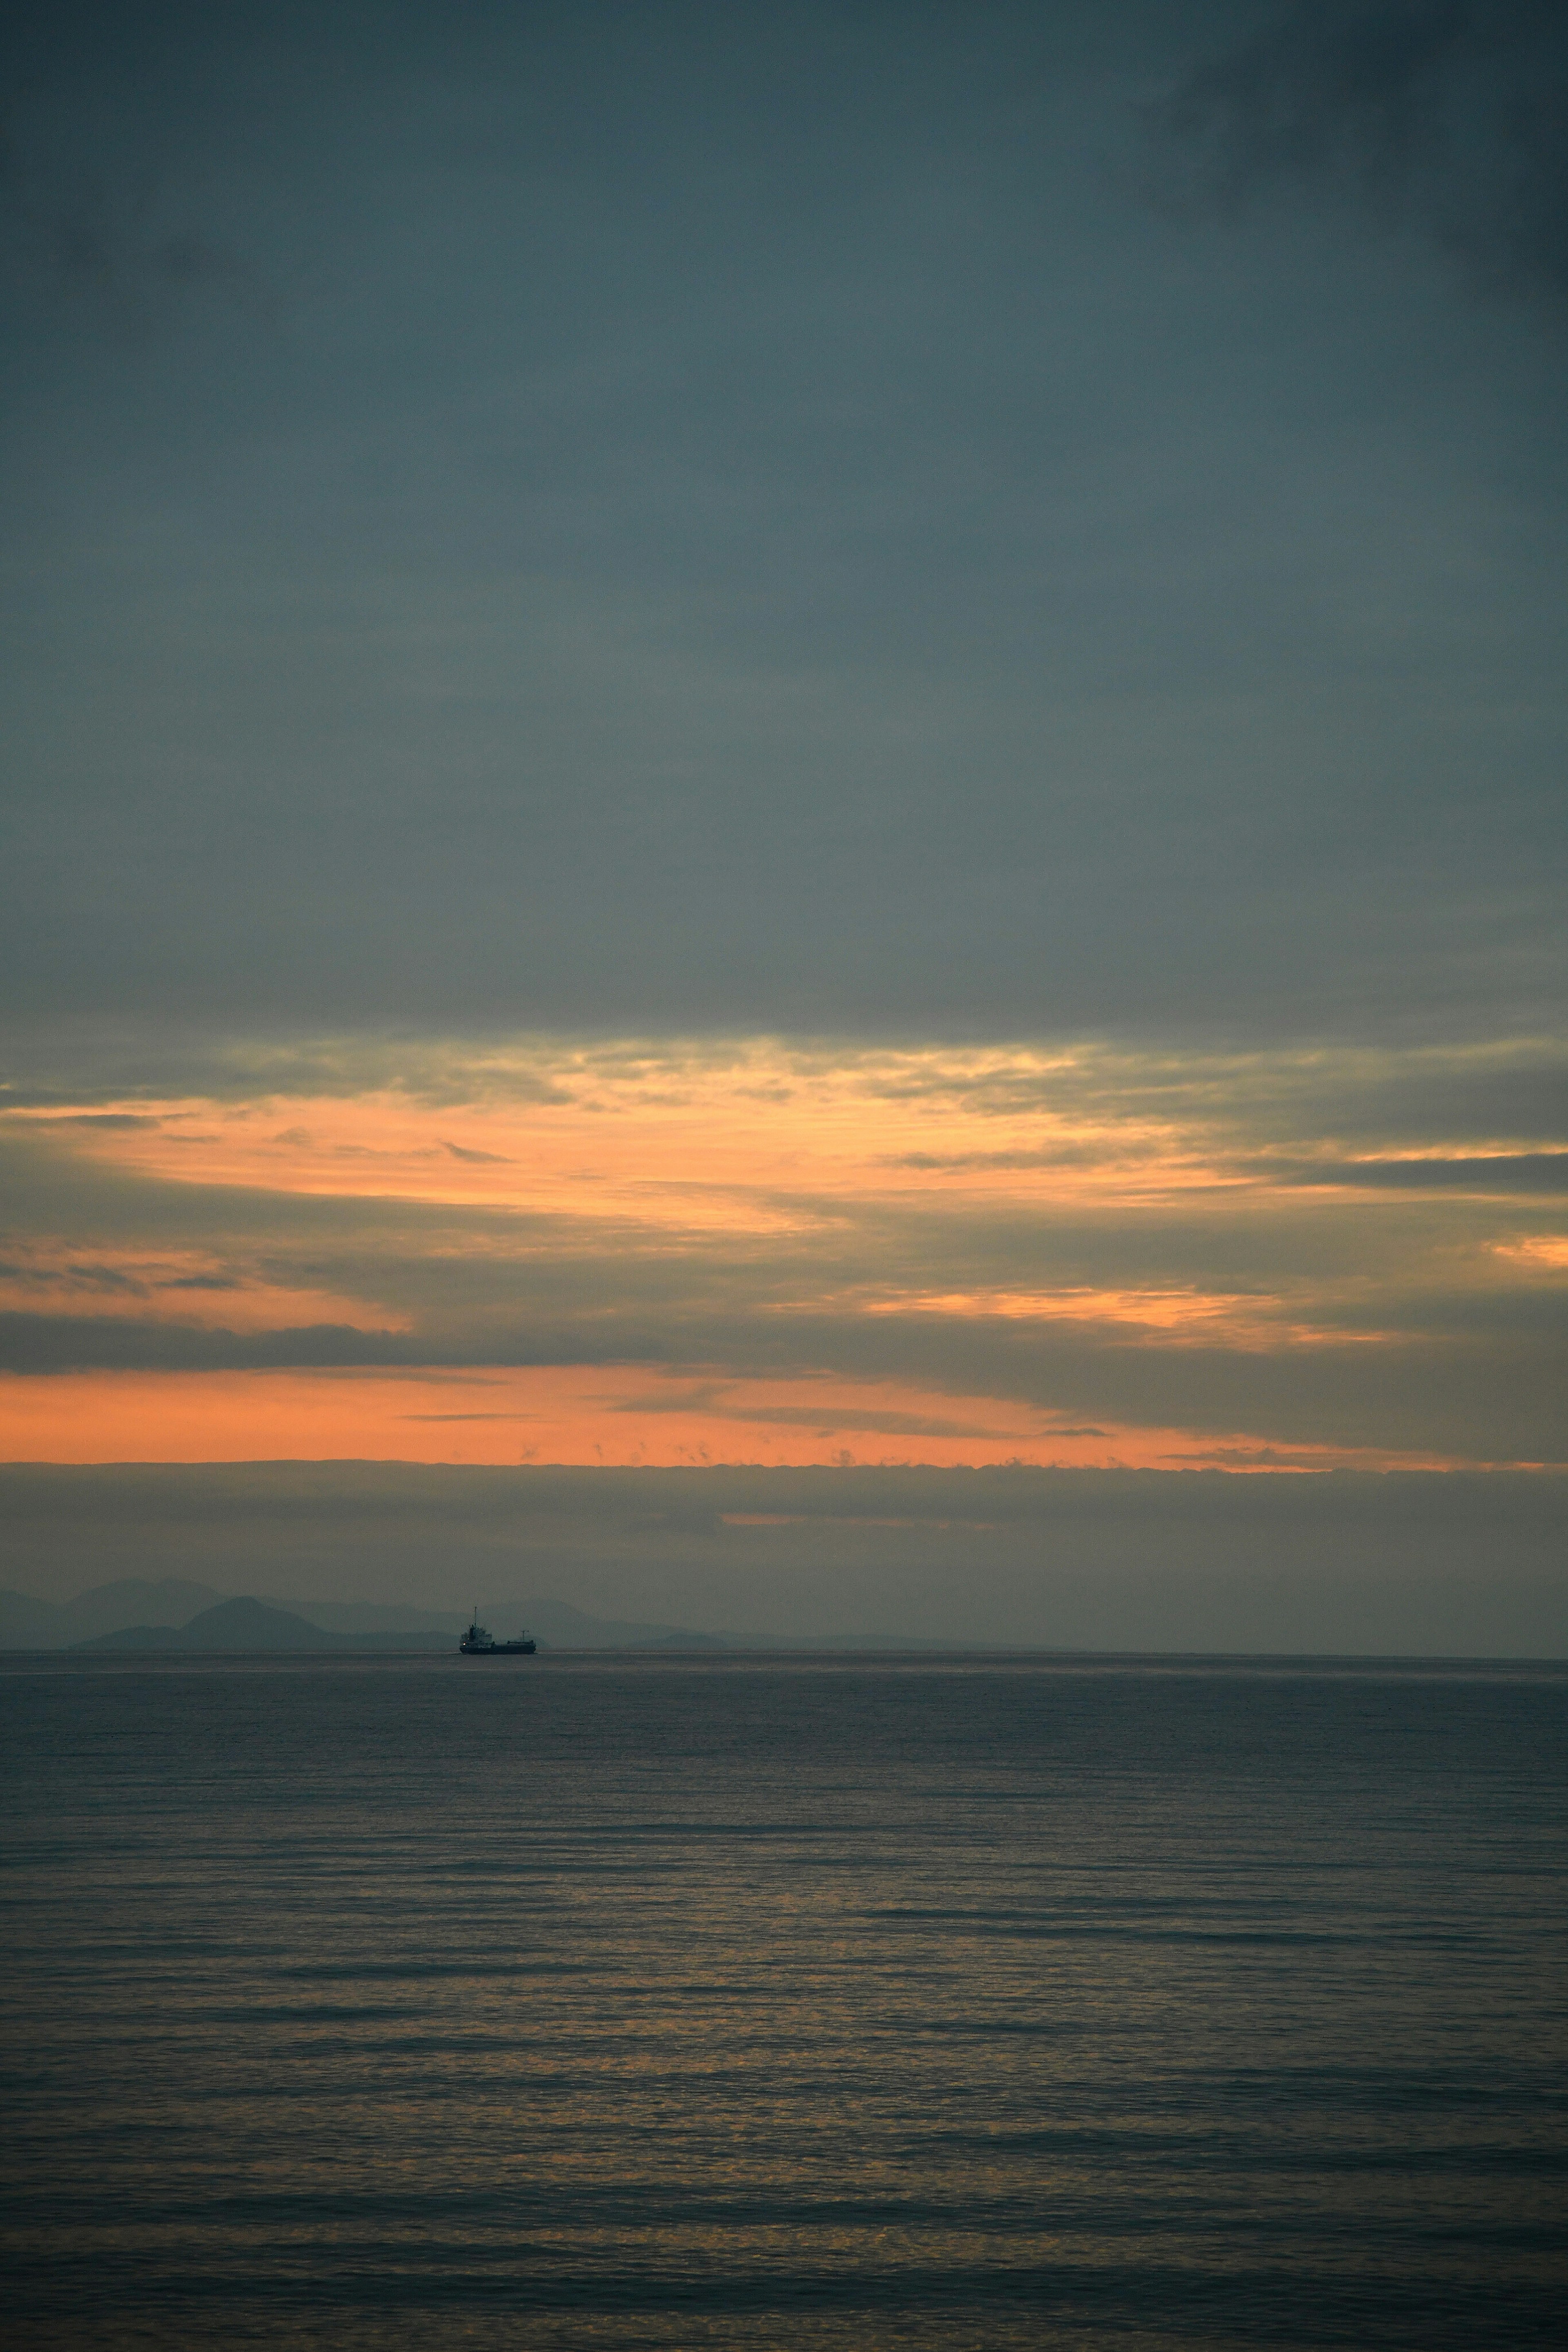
[2,1654,1564,2350]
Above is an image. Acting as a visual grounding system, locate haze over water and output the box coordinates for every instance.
[4,1654,1563,2348]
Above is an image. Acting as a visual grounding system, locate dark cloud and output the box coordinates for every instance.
[608,1387,1011,1441]
[0,1255,147,1295]
[1282,1151,1568,1190]
[0,1312,416,1373]
[400,1411,541,1422]
[0,117,263,325]
[0,1032,585,1111]
[0,7,1562,1044]
[1143,1,1568,301]
[42,1113,164,1128]
[888,1148,1114,1173]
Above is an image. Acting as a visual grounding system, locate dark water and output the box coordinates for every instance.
[2,1654,1564,2350]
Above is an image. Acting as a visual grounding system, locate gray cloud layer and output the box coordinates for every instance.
[1286,1152,1568,1189]
[2,2,1563,1044]
[1143,0,1568,301]
[3,1462,1562,1653]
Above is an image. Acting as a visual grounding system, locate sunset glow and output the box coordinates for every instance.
[0,1365,1463,1472]
[10,1041,1220,1217]
[3,1035,1561,1471]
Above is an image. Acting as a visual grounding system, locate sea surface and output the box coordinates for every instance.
[2,1654,1564,2350]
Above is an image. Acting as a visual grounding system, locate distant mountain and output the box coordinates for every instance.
[7,1579,969,1654]
[4,1579,722,1652]
[78,1597,347,1651]
[0,1577,226,1649]
[80,1623,201,1650]
[76,1598,453,1652]
[65,1591,737,1653]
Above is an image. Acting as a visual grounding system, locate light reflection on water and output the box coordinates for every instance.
[2,1654,1564,2348]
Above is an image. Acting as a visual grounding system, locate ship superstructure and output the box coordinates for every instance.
[459,1612,536,1655]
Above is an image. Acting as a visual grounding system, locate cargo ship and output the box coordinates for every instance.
[459,1612,536,1655]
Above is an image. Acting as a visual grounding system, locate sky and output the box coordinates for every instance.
[2,4,1566,1633]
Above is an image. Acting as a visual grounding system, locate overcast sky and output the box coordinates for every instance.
[2,4,1565,1634]
[5,0,1564,1037]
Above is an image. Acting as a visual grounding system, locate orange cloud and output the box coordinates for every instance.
[2,1036,1555,1472]
[0,1364,1458,1472]
[6,1042,1222,1226]
[1494,1236,1568,1269]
